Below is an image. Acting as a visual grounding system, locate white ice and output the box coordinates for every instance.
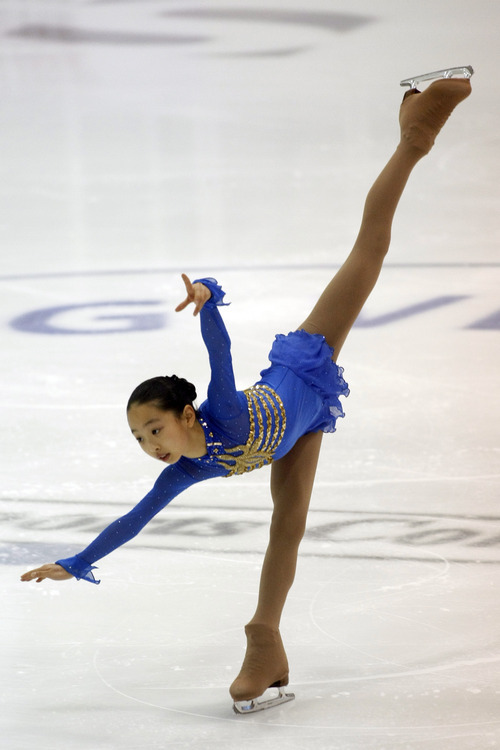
[2,1,500,749]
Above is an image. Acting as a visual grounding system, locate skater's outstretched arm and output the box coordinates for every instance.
[20,461,202,584]
[20,276,243,585]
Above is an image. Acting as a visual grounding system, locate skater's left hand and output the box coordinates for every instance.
[175,274,212,316]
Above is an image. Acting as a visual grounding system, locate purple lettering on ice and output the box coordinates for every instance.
[8,295,500,335]
[9,301,166,335]
[355,295,469,327]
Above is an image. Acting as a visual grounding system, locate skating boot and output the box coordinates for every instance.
[399,66,473,155]
[230,623,295,714]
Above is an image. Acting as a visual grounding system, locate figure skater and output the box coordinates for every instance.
[21,70,472,713]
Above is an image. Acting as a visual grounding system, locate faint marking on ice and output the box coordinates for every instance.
[92,644,500,731]
[295,653,500,687]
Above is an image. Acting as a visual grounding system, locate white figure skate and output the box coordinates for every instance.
[400,65,474,89]
[233,683,295,715]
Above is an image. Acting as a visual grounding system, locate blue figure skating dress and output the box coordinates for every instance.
[56,278,349,583]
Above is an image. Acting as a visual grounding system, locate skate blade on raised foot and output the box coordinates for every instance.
[400,65,474,89]
[233,685,295,715]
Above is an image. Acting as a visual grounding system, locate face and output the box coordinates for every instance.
[127,402,201,464]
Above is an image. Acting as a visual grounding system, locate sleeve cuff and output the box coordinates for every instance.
[56,555,101,585]
[193,277,229,308]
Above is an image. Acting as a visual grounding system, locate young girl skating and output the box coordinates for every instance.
[22,68,473,713]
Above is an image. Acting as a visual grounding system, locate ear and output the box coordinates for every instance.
[182,404,196,426]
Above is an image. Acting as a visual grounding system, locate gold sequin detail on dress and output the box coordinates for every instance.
[215,385,287,476]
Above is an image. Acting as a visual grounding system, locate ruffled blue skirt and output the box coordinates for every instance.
[260,329,349,434]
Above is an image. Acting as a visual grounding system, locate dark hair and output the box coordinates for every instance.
[127,375,198,416]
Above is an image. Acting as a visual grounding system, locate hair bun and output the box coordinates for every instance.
[168,375,197,403]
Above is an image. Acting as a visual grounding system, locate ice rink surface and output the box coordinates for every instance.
[2,1,499,748]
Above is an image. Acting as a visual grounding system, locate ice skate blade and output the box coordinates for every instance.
[233,686,295,715]
[400,65,474,89]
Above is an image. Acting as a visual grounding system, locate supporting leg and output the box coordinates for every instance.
[251,431,323,629]
[230,431,322,702]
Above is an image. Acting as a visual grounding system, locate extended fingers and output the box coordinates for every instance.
[180,273,193,297]
[175,274,210,315]
[21,568,45,582]
[20,564,72,582]
[175,297,190,312]
[175,274,194,312]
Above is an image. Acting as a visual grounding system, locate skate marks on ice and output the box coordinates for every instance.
[7,8,375,59]
[88,549,500,736]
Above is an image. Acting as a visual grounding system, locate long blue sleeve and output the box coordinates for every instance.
[195,278,248,424]
[56,461,204,583]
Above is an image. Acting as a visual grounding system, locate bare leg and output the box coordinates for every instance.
[230,77,472,703]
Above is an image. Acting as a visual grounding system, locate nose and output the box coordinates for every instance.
[142,438,161,456]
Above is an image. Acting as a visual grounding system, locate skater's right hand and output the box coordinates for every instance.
[175,274,212,317]
[20,563,73,583]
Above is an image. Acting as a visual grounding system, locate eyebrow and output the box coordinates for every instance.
[130,418,162,434]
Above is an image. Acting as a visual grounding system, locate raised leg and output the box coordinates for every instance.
[300,78,471,359]
[300,145,418,357]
